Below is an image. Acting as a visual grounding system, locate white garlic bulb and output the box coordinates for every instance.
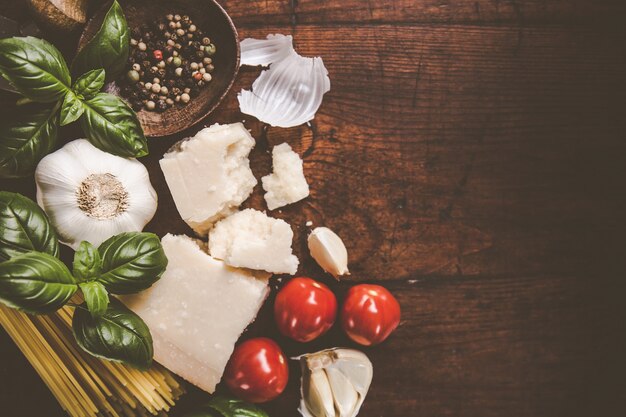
[299,348,373,417]
[35,139,157,249]
[308,227,350,279]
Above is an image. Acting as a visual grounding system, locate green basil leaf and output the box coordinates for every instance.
[73,68,105,99]
[79,92,148,157]
[73,241,101,281]
[0,252,77,314]
[60,91,85,126]
[0,36,70,102]
[0,192,59,261]
[0,102,59,178]
[72,297,153,369]
[80,281,109,318]
[71,0,129,81]
[97,232,167,294]
[183,396,269,417]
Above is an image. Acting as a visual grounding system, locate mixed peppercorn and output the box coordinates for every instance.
[119,13,217,112]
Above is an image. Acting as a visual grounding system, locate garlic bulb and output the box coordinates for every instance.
[238,34,331,128]
[308,227,350,279]
[35,139,157,249]
[299,348,373,417]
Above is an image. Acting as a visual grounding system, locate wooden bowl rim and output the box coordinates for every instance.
[77,0,240,137]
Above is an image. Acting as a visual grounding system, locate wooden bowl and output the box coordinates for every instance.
[79,0,239,137]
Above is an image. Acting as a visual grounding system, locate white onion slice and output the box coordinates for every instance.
[238,34,331,128]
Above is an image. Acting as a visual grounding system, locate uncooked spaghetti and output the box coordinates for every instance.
[0,304,184,417]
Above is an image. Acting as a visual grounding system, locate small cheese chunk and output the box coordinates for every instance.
[209,208,299,274]
[160,123,257,234]
[262,143,309,210]
[119,234,269,393]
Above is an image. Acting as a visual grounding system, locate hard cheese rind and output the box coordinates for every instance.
[159,123,257,235]
[119,234,270,393]
[262,143,310,210]
[209,208,299,274]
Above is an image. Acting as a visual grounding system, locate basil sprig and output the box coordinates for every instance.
[0,1,145,178]
[0,193,167,369]
[183,396,270,417]
[73,298,153,370]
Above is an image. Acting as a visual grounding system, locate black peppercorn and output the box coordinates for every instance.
[136,51,148,61]
[156,100,168,112]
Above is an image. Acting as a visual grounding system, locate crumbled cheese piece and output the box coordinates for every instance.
[160,123,257,235]
[261,143,309,210]
[119,234,269,393]
[209,208,299,274]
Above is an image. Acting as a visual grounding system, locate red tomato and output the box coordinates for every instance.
[223,338,289,403]
[341,284,401,346]
[274,277,337,342]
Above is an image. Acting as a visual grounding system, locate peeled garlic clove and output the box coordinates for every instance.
[35,139,157,249]
[308,227,350,279]
[298,348,373,417]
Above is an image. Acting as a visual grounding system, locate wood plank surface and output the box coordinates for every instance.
[1,1,625,417]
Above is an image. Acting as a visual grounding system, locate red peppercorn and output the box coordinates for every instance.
[153,50,163,60]
[193,72,203,81]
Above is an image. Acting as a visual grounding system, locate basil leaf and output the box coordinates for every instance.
[60,91,85,126]
[80,281,109,318]
[97,232,167,294]
[184,396,269,417]
[71,0,129,81]
[0,192,59,261]
[0,36,70,102]
[73,68,105,99]
[79,92,148,157]
[0,102,59,178]
[72,297,153,369]
[0,252,77,314]
[73,241,101,281]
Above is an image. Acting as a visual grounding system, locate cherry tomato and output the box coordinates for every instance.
[274,277,337,342]
[341,284,401,346]
[223,337,289,403]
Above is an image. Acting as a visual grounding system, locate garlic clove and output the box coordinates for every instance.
[240,34,295,66]
[325,367,359,417]
[298,348,373,417]
[35,140,157,249]
[307,227,350,279]
[303,368,336,417]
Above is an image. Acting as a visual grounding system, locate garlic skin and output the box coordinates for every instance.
[238,34,331,128]
[299,348,373,417]
[308,227,350,279]
[35,139,157,250]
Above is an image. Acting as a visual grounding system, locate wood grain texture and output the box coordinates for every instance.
[223,0,626,25]
[1,0,625,417]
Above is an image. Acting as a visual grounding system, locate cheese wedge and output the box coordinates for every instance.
[160,123,257,235]
[119,234,269,393]
[262,143,310,210]
[209,208,299,274]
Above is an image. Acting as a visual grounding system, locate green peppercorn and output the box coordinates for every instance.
[172,56,182,67]
[204,44,216,56]
[127,69,140,83]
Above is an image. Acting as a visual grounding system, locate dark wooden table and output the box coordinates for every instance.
[2,1,626,416]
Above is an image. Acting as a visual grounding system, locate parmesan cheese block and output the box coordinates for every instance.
[160,123,257,235]
[262,143,310,210]
[209,208,299,274]
[119,234,270,393]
